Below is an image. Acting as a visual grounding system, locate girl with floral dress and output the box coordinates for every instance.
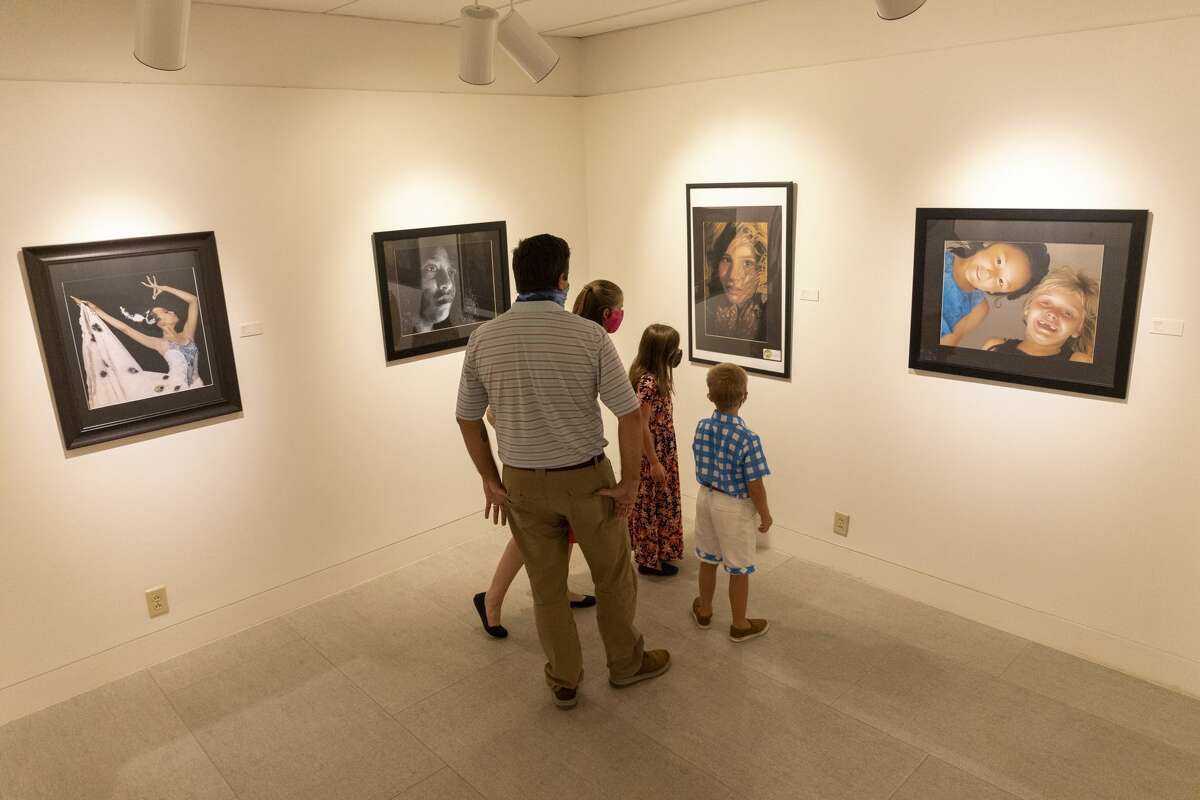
[627,324,684,576]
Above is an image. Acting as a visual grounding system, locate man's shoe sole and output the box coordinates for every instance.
[609,659,672,688]
[552,692,578,709]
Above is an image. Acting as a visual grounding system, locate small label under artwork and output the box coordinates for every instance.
[762,349,782,361]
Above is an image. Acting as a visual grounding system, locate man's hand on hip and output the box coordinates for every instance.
[483,478,509,526]
[595,479,638,518]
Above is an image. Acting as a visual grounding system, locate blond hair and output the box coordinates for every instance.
[1024,266,1100,356]
[571,279,623,327]
[706,363,748,412]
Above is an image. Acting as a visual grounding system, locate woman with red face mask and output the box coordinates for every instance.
[472,280,626,638]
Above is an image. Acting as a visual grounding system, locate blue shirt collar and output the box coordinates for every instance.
[711,410,746,428]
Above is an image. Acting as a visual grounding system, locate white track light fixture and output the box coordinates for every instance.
[875,0,927,20]
[134,0,192,71]
[459,5,500,86]
[498,6,559,84]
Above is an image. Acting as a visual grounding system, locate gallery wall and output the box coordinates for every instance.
[5,0,1200,723]
[0,75,588,722]
[585,9,1200,694]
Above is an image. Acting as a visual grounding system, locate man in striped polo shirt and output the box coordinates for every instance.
[456,234,671,708]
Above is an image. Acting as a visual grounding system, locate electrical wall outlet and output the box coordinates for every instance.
[832,512,850,537]
[145,585,170,619]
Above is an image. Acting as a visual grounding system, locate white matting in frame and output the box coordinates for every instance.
[687,182,795,379]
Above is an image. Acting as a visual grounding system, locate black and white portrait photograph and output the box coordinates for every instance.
[373,221,509,362]
[24,231,242,449]
[910,209,1150,398]
[687,183,794,378]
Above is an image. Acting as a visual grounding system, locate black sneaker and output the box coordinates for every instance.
[552,686,578,708]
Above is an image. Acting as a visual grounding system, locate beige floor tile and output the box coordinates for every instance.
[1003,642,1200,756]
[672,585,895,704]
[0,672,234,800]
[165,638,443,800]
[835,645,1200,800]
[395,767,485,799]
[890,757,1019,800]
[150,618,303,694]
[288,572,511,714]
[759,559,1027,675]
[595,621,925,800]
[401,649,731,800]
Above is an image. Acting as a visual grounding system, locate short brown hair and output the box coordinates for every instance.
[707,363,747,411]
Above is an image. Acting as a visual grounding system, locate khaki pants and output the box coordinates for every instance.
[503,458,644,691]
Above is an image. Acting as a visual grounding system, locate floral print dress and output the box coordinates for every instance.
[628,373,683,568]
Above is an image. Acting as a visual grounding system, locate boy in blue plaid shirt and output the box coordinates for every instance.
[690,363,772,642]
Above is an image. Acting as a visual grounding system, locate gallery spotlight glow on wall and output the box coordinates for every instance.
[460,2,560,86]
[134,0,192,71]
[875,0,927,20]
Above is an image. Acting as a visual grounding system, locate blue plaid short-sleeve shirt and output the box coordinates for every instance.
[692,411,770,498]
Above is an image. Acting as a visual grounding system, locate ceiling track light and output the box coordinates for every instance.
[875,0,927,20]
[498,4,559,84]
[459,1,560,86]
[135,0,192,71]
[459,4,500,85]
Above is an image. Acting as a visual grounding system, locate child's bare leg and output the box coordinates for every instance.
[698,562,718,616]
[567,542,586,604]
[729,573,750,629]
[485,536,525,625]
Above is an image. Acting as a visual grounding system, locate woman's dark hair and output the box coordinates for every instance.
[513,234,570,294]
[124,295,187,334]
[948,241,1051,299]
[629,324,680,399]
[706,221,739,298]
[571,279,623,326]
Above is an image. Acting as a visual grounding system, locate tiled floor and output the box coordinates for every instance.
[3,521,1200,800]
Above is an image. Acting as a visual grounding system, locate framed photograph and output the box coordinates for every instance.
[24,231,242,450]
[687,182,794,378]
[373,221,510,362]
[909,208,1150,398]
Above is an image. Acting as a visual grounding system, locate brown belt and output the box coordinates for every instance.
[703,484,728,495]
[511,454,606,472]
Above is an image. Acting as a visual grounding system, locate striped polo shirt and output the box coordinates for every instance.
[455,300,640,469]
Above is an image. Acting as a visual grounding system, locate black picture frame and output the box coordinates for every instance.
[686,182,795,379]
[909,208,1150,398]
[373,221,510,362]
[23,231,242,450]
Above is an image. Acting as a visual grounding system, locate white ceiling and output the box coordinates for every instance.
[200,0,765,38]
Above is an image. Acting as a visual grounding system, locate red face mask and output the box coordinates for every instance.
[603,308,624,333]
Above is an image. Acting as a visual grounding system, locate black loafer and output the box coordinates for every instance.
[637,562,679,577]
[569,595,597,609]
[472,592,508,639]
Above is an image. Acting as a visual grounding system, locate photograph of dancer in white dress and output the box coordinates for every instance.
[66,271,210,410]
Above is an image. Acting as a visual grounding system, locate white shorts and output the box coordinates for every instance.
[694,486,758,575]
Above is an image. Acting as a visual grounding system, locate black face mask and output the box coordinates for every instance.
[669,349,682,368]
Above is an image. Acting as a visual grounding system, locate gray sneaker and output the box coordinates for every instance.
[729,619,769,643]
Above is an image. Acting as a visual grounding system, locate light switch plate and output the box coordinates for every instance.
[799,288,820,302]
[1150,318,1184,337]
[240,321,264,338]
